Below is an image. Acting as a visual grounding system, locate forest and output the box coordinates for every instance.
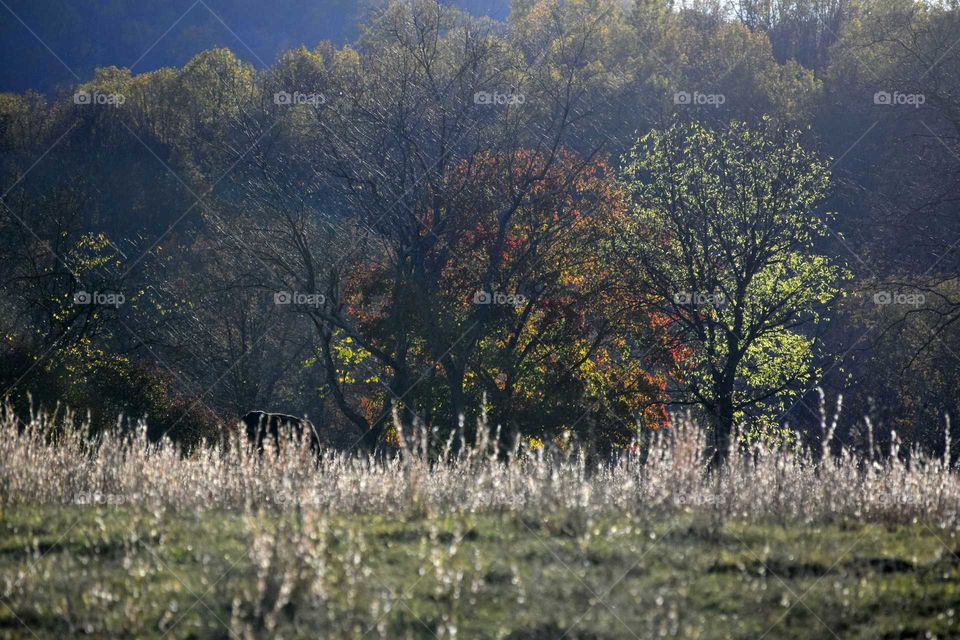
[1,0,959,459]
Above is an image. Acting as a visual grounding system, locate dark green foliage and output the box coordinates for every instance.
[0,346,221,447]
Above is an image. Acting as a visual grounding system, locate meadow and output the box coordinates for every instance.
[1,408,959,639]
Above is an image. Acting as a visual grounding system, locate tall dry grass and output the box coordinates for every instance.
[1,402,958,526]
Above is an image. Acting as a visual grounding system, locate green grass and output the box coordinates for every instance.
[2,505,959,639]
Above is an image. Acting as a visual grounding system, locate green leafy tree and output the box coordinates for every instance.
[620,118,848,464]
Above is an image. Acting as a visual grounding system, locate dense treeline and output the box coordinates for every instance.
[1,0,958,457]
[0,0,510,93]
[0,0,390,92]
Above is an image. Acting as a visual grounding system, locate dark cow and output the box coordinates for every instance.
[241,411,321,454]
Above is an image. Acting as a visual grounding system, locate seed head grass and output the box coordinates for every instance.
[1,406,958,638]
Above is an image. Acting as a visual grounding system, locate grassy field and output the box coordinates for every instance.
[2,505,959,639]
[1,412,960,638]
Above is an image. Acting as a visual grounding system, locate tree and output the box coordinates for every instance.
[620,118,848,465]
[828,0,960,340]
[200,0,650,449]
[394,149,673,448]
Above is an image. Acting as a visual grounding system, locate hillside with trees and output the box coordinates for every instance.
[1,0,959,458]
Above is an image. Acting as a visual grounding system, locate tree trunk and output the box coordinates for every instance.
[708,381,735,469]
